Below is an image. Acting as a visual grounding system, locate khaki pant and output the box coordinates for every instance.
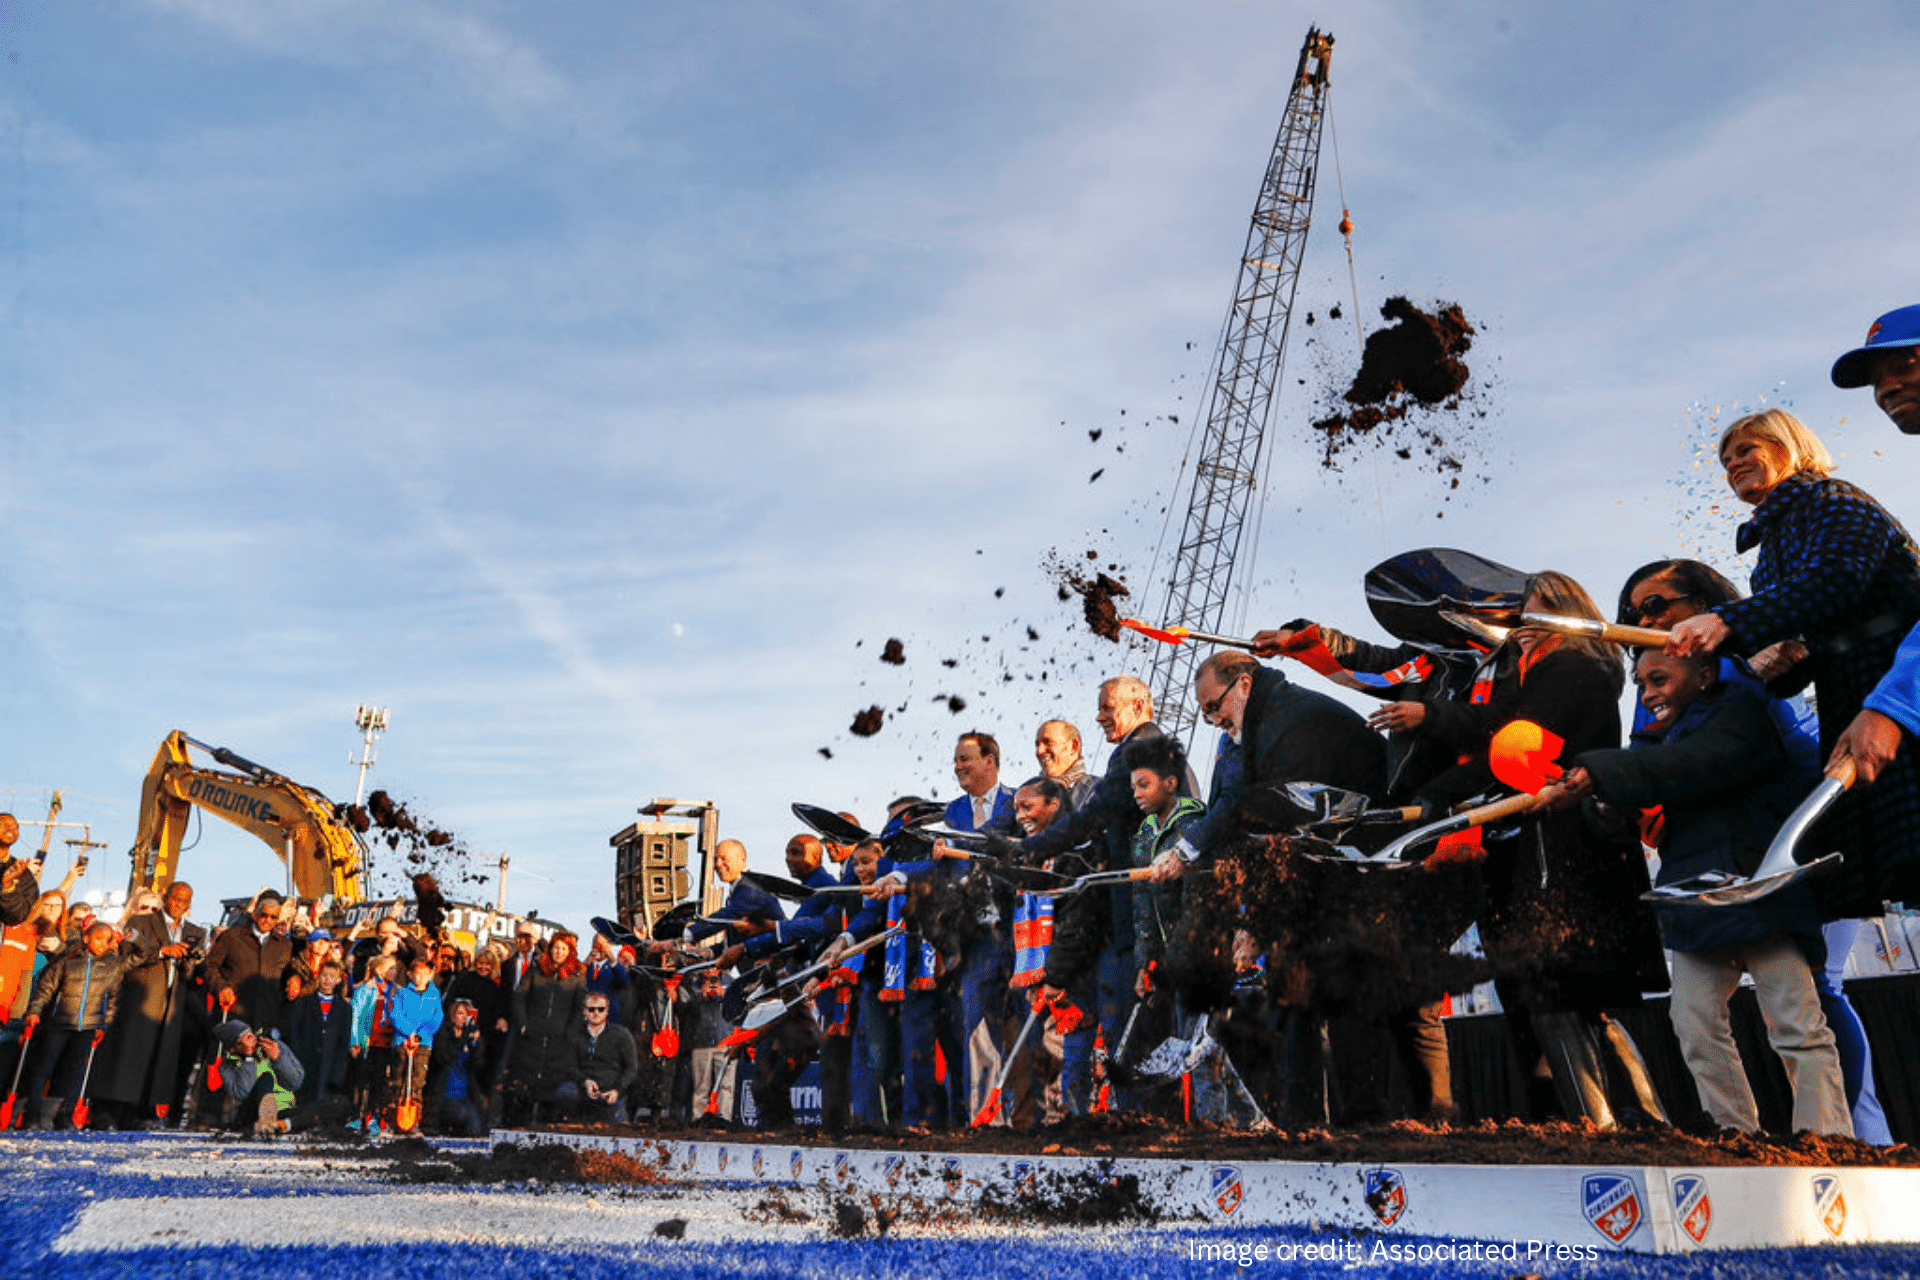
[1669,937,1853,1137]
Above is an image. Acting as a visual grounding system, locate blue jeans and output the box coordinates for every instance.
[899,987,947,1128]
[552,1081,628,1125]
[1818,919,1893,1144]
[1060,939,1138,1114]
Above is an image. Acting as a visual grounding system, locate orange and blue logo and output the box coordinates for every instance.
[1365,1169,1406,1226]
[1671,1175,1710,1245]
[1583,1174,1642,1244]
[1813,1175,1846,1239]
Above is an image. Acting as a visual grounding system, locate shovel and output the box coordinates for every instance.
[1119,618,1261,650]
[1438,606,1669,649]
[71,1028,105,1129]
[791,803,871,844]
[743,871,866,902]
[1371,718,1565,865]
[766,925,904,998]
[971,1000,1047,1127]
[0,1020,35,1128]
[1283,782,1421,829]
[1364,547,1530,651]
[396,1040,421,1133]
[1644,758,1850,907]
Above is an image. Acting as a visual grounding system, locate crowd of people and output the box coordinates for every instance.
[2,304,1918,1145]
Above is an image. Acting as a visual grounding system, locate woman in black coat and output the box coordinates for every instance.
[1668,408,1920,915]
[1413,571,1669,1129]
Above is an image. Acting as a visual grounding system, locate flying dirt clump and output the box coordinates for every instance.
[880,638,906,665]
[347,790,488,902]
[1043,549,1131,642]
[1311,296,1478,467]
[850,706,885,737]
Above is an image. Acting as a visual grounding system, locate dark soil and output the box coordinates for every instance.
[1311,296,1480,471]
[539,1112,1916,1169]
[315,1137,670,1186]
[346,789,490,902]
[1043,550,1131,642]
[850,706,885,737]
[880,638,906,666]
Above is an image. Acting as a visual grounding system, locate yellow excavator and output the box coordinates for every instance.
[129,730,368,903]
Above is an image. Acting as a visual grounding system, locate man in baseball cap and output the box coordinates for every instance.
[1829,303,1920,785]
[1831,303,1920,434]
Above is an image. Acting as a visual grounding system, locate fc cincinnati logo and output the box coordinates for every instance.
[1009,1161,1036,1195]
[1671,1175,1710,1245]
[1813,1175,1846,1239]
[1583,1174,1642,1244]
[885,1155,905,1187]
[835,1152,852,1182]
[1365,1168,1406,1227]
[790,1150,805,1179]
[681,1144,698,1171]
[942,1157,963,1193]
[715,1147,729,1173]
[1211,1166,1244,1217]
[751,1148,764,1177]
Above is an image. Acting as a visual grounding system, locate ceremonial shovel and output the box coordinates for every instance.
[1369,719,1563,866]
[396,1042,421,1133]
[0,1020,34,1128]
[71,1029,105,1129]
[1643,758,1850,907]
[1118,619,1262,650]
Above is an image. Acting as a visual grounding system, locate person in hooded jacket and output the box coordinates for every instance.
[1553,648,1851,1136]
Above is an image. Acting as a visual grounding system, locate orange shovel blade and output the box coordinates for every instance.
[1119,618,1190,645]
[970,1089,1003,1128]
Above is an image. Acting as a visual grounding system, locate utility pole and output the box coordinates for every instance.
[350,705,390,806]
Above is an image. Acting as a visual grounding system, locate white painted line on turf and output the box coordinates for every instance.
[51,1189,823,1252]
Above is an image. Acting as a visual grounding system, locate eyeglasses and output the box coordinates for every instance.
[1199,674,1245,720]
[1630,592,1697,623]
[585,1005,609,1014]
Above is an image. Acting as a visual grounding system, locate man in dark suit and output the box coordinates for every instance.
[97,881,208,1127]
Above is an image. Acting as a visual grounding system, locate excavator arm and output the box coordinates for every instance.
[130,730,367,903]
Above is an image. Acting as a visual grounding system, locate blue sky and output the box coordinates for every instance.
[4,0,1918,928]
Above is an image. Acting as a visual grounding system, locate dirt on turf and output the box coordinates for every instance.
[320,1137,670,1186]
[549,1112,1917,1169]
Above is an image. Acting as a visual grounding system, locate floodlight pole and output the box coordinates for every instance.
[350,705,390,807]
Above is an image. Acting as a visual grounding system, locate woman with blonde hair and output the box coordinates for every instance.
[1669,408,1920,915]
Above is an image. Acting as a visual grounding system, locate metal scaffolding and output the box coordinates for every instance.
[1148,28,1332,744]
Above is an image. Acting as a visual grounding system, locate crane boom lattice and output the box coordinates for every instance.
[1148,28,1332,744]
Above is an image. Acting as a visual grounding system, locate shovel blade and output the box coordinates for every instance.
[970,1089,1004,1128]
[72,1099,90,1129]
[0,1095,15,1129]
[1643,852,1843,907]
[397,1099,420,1132]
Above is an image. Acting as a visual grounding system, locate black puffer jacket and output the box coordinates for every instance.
[26,942,147,1031]
[1576,681,1820,955]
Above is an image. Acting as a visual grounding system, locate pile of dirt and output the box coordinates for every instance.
[1309,297,1488,496]
[313,1137,671,1186]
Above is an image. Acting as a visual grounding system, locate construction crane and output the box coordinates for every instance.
[1147,28,1334,743]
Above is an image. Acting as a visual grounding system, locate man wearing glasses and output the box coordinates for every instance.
[1150,651,1385,881]
[555,995,637,1125]
[206,890,296,1028]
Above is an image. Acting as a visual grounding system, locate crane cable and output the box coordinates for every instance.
[1324,102,1389,554]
